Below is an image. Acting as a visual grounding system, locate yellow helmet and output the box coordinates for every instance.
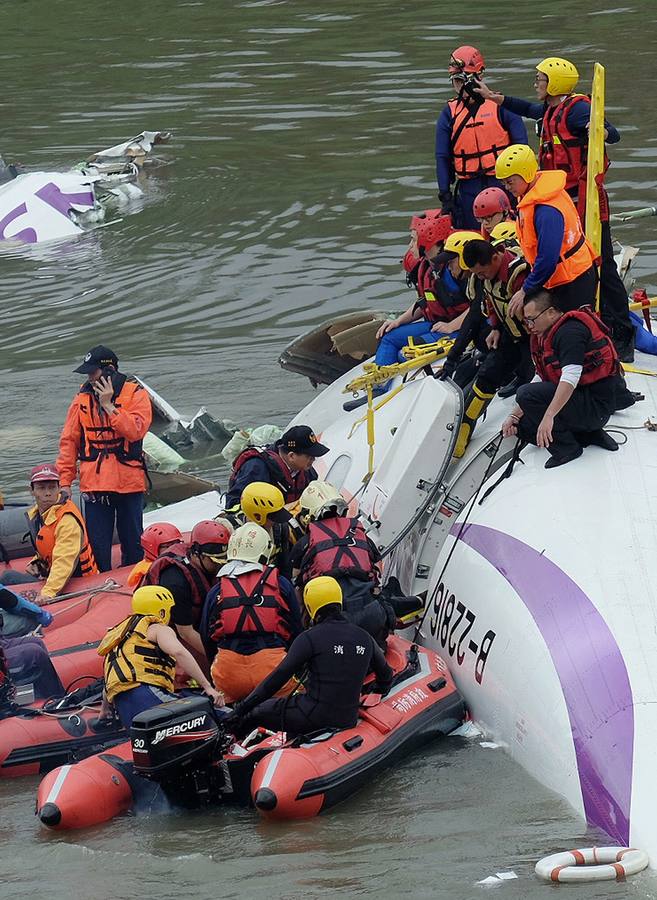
[240,482,286,526]
[443,231,484,269]
[227,523,273,565]
[536,57,579,96]
[303,576,343,621]
[131,585,175,625]
[489,220,519,247]
[299,481,348,522]
[495,144,538,184]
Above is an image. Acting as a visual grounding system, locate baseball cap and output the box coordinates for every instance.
[74,345,119,374]
[278,425,329,457]
[30,464,60,484]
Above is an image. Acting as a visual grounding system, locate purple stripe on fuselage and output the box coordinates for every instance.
[452,523,633,844]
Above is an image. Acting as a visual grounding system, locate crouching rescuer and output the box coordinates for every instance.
[98,585,223,729]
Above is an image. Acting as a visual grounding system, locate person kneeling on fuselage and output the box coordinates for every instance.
[226,577,393,738]
[502,291,634,468]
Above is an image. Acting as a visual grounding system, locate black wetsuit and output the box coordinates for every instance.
[234,611,394,735]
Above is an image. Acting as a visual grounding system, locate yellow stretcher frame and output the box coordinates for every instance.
[585,62,605,312]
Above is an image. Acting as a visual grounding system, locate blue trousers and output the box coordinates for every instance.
[113,684,178,730]
[376,321,454,368]
[83,492,145,572]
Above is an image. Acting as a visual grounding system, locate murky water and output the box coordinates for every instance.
[2,0,657,896]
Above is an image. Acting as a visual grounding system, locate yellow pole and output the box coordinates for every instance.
[585,62,605,312]
[365,383,375,482]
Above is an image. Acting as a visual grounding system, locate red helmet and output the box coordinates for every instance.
[140,523,183,561]
[449,45,485,76]
[410,209,453,252]
[190,519,232,553]
[473,187,512,219]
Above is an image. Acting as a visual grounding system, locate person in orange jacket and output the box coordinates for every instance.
[57,346,152,572]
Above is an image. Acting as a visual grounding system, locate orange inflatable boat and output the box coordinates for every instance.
[37,638,465,830]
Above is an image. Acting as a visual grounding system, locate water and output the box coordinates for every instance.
[2,0,657,895]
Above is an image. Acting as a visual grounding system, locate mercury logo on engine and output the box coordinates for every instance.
[151,714,207,745]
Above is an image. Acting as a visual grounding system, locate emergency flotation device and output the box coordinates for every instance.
[538,93,609,221]
[448,98,513,179]
[210,566,291,646]
[98,614,176,702]
[415,262,469,324]
[516,171,597,289]
[30,500,98,578]
[229,447,314,504]
[75,380,149,479]
[532,308,619,385]
[144,552,211,627]
[299,517,379,586]
[482,251,529,340]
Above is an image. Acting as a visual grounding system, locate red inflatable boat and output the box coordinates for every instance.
[36,637,465,830]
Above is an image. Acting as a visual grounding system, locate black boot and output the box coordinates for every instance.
[579,429,619,452]
[497,375,521,399]
[544,446,583,469]
[614,328,635,364]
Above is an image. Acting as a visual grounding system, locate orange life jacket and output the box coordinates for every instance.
[516,171,597,289]
[33,499,98,577]
[538,94,609,222]
[531,308,619,385]
[448,98,513,179]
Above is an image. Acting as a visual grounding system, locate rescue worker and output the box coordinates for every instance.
[476,57,634,360]
[0,644,13,717]
[494,145,598,319]
[144,519,232,657]
[226,425,328,509]
[291,481,394,646]
[400,208,453,297]
[0,587,63,700]
[472,187,515,240]
[126,522,186,589]
[202,523,302,703]
[449,237,532,457]
[345,230,478,411]
[57,346,152,572]
[240,482,302,580]
[225,577,394,737]
[436,46,527,229]
[502,291,633,467]
[0,464,98,612]
[98,585,222,730]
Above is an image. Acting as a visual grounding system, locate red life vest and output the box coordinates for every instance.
[229,447,314,504]
[299,516,379,586]
[531,308,619,385]
[538,94,610,222]
[210,566,291,645]
[448,98,513,179]
[145,552,212,627]
[415,262,469,324]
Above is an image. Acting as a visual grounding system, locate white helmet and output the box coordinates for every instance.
[299,481,348,521]
[227,523,273,565]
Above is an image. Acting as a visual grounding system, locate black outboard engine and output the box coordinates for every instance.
[130,696,227,807]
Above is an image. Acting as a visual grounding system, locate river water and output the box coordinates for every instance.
[2,0,657,896]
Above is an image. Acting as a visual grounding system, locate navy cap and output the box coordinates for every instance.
[74,345,118,374]
[279,425,329,457]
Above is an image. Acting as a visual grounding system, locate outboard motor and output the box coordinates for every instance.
[131,696,227,807]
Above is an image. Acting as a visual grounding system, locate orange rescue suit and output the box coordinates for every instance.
[448,98,513,179]
[57,379,152,494]
[516,170,597,289]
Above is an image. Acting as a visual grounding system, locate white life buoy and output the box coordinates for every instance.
[535,846,649,883]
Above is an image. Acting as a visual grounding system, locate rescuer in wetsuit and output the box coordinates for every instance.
[226,577,394,737]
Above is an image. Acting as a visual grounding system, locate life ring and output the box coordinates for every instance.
[535,846,649,883]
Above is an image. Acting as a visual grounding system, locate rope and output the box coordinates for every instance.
[411,433,504,644]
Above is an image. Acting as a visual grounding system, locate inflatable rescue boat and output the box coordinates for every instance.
[36,637,464,829]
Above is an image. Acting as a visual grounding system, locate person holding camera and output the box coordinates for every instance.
[57,345,152,571]
[435,46,527,229]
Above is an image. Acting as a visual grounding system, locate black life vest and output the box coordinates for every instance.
[210,567,291,645]
[229,446,314,504]
[145,552,212,627]
[299,517,379,586]
[532,308,619,386]
[538,94,609,221]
